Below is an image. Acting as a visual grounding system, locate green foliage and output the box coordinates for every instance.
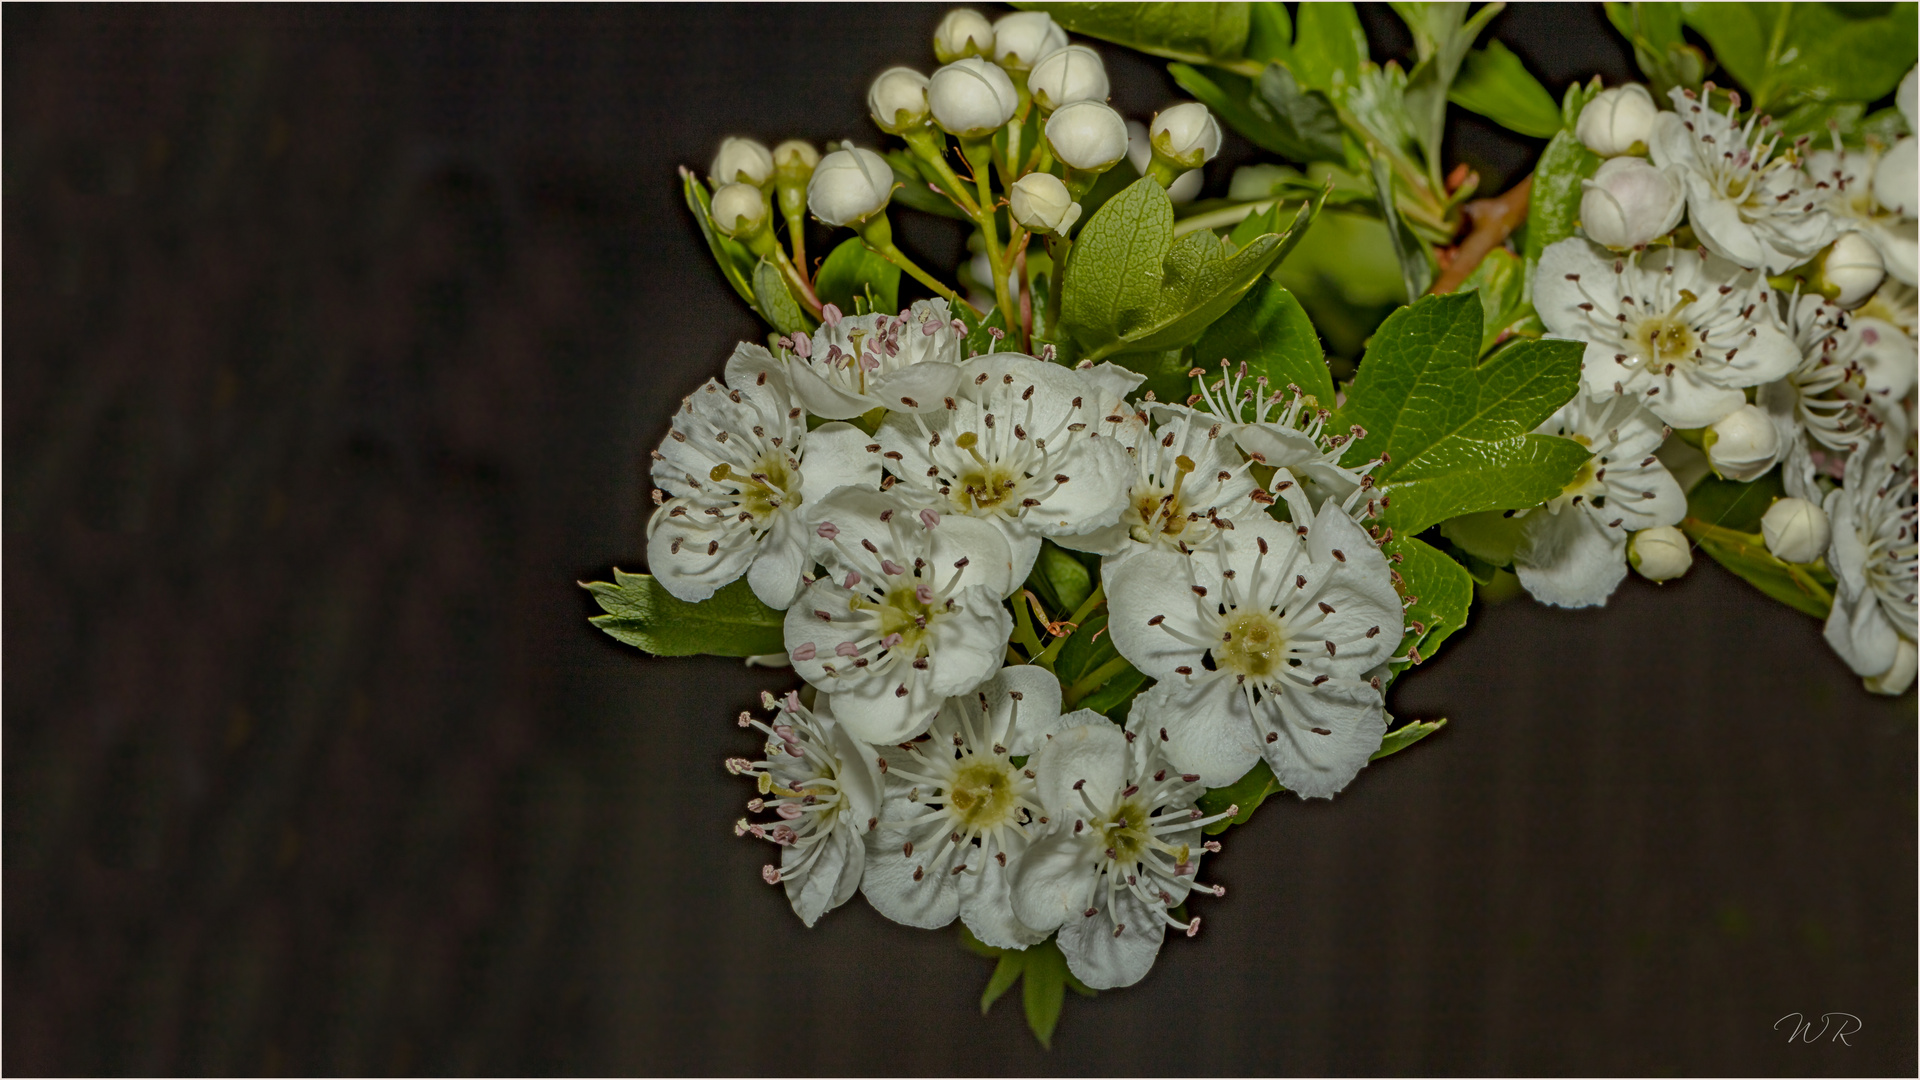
[1054,610,1151,715]
[1370,155,1433,303]
[583,571,786,657]
[1336,293,1590,535]
[1683,470,1835,619]
[1458,247,1537,356]
[1386,535,1476,673]
[1522,130,1601,264]
[884,151,972,220]
[1168,62,1344,163]
[1393,2,1504,176]
[1375,718,1448,759]
[1289,1,1368,93]
[1244,1,1293,64]
[1562,75,1605,131]
[1449,40,1563,138]
[1018,2,1250,64]
[1688,469,1785,533]
[957,302,1012,358]
[813,237,900,317]
[682,171,760,311]
[1440,508,1529,566]
[1193,279,1335,405]
[1677,2,1917,114]
[1605,1,1706,97]
[1196,760,1281,834]
[1027,541,1094,615]
[752,258,814,336]
[963,929,1094,1049]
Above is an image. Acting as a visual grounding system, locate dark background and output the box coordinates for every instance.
[5,3,1914,1075]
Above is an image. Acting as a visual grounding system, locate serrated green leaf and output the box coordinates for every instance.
[1193,278,1335,405]
[1337,293,1589,534]
[753,258,814,336]
[1022,939,1069,1049]
[1197,760,1281,834]
[583,571,785,657]
[1449,40,1563,138]
[1018,1,1250,63]
[1290,1,1368,93]
[1246,1,1292,63]
[982,954,1025,1014]
[1457,246,1533,356]
[683,171,761,310]
[1372,717,1447,760]
[814,237,900,318]
[1385,535,1474,673]
[1523,130,1602,264]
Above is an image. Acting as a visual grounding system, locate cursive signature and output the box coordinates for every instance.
[1775,1012,1862,1045]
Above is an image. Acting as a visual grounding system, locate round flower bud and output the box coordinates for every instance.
[1046,100,1129,172]
[1628,525,1692,582]
[933,8,994,65]
[1575,84,1658,158]
[1704,403,1781,482]
[1150,102,1223,169]
[1027,45,1109,113]
[929,57,1019,138]
[868,67,931,134]
[1825,231,1888,307]
[1760,497,1832,564]
[990,11,1066,72]
[710,182,769,239]
[1127,120,1203,203]
[709,137,774,190]
[1872,135,1916,218]
[806,148,894,227]
[1899,66,1917,133]
[1009,172,1082,234]
[773,140,819,175]
[1580,156,1684,249]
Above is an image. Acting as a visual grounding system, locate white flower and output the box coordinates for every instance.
[709,182,769,239]
[1028,45,1109,113]
[1806,145,1917,287]
[710,136,774,189]
[647,348,881,609]
[783,488,1015,744]
[1822,440,1918,695]
[1580,156,1685,249]
[1009,172,1082,234]
[1105,502,1402,794]
[1705,402,1781,482]
[929,57,1019,138]
[868,67,931,134]
[1535,239,1800,428]
[1512,393,1686,608]
[1650,87,1836,273]
[877,354,1141,585]
[1150,102,1223,169]
[1046,100,1130,173]
[1575,84,1658,157]
[1127,121,1202,202]
[1760,292,1908,501]
[1008,720,1236,989]
[1824,231,1889,307]
[934,8,995,64]
[1874,136,1917,219]
[1190,361,1384,512]
[728,690,883,927]
[807,147,895,227]
[772,139,819,175]
[860,666,1093,948]
[1901,66,1918,131]
[783,299,966,420]
[1628,525,1692,581]
[990,11,1067,72]
[1761,496,1831,563]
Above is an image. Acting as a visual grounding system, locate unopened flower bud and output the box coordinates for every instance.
[1900,66,1917,132]
[1873,135,1916,218]
[1703,403,1781,482]
[710,137,774,190]
[1047,100,1129,172]
[1580,156,1684,248]
[1824,231,1888,307]
[1150,102,1223,170]
[1127,120,1203,202]
[773,140,819,177]
[710,182,769,239]
[990,11,1066,72]
[868,67,931,134]
[1628,525,1692,581]
[1760,497,1831,564]
[806,147,894,227]
[933,8,994,65]
[1010,172,1081,234]
[1028,45,1108,113]
[1575,84,1658,158]
[929,57,1019,138]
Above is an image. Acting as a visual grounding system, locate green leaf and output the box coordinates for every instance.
[957,302,1012,358]
[1245,1,1293,64]
[1439,507,1528,566]
[1687,469,1784,533]
[1384,535,1474,672]
[1679,2,1916,113]
[682,170,761,311]
[1290,1,1368,93]
[1227,200,1285,250]
[1562,75,1605,131]
[1684,518,1834,618]
[1456,246,1533,356]
[1370,155,1433,304]
[1396,2,1504,171]
[1449,40,1564,138]
[583,571,785,657]
[1773,100,1868,145]
[1170,62,1344,163]
[1072,661,1150,716]
[1522,130,1601,264]
[814,237,900,318]
[1337,293,1589,534]
[1018,2,1250,64]
[884,151,972,220]
[1029,542,1094,616]
[1193,278,1336,404]
[982,955,1025,1014]
[1022,939,1070,1049]
[1197,759,1281,834]
[753,258,814,336]
[1372,717,1447,760]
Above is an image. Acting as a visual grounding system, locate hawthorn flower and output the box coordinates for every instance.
[1575,84,1658,157]
[1009,171,1082,235]
[783,299,966,420]
[1628,524,1692,581]
[1761,496,1831,564]
[1008,720,1238,989]
[1511,392,1686,609]
[1806,144,1918,287]
[783,487,1015,744]
[728,690,883,927]
[1579,156,1685,249]
[861,666,1095,948]
[1189,361,1381,512]
[1105,502,1402,795]
[877,354,1140,585]
[1703,403,1780,482]
[1649,87,1836,273]
[1822,440,1918,695]
[1760,292,1914,501]
[1535,239,1799,429]
[647,348,881,609]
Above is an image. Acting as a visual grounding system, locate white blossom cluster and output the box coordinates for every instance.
[1527,71,1918,694]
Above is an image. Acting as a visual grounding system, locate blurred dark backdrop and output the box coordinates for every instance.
[5,4,1914,1075]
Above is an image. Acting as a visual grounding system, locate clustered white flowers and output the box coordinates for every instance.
[1528,70,1918,694]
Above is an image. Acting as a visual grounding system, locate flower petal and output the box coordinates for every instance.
[1029,722,1130,816]
[1515,507,1629,608]
[797,422,883,508]
[1056,884,1165,990]
[859,821,962,930]
[1256,680,1387,799]
[1008,828,1097,933]
[1135,678,1263,788]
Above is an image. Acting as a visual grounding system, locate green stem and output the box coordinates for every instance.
[1043,234,1070,336]
[1063,654,1134,709]
[962,138,1019,328]
[1011,589,1046,660]
[1031,584,1105,670]
[904,128,981,217]
[1171,200,1278,238]
[859,213,979,317]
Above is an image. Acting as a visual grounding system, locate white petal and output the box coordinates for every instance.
[1718,323,1801,388]
[1256,681,1387,799]
[1008,828,1098,933]
[1645,367,1747,429]
[783,825,862,927]
[1515,508,1629,608]
[1105,549,1213,678]
[646,510,753,603]
[1030,721,1130,814]
[1028,436,1133,536]
[797,422,883,507]
[821,715,884,830]
[1684,172,1766,269]
[1134,678,1263,788]
[746,514,809,610]
[826,663,946,744]
[860,822,962,929]
[1056,884,1165,990]
[1534,239,1618,337]
[991,665,1073,755]
[922,585,1016,696]
[786,361,873,420]
[959,845,1050,948]
[872,360,966,413]
[1864,637,1918,695]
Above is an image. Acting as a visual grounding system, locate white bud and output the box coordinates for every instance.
[1628,525,1692,582]
[806,148,894,227]
[710,182,769,238]
[1150,102,1223,169]
[772,140,819,173]
[1825,231,1887,307]
[868,67,931,134]
[1009,172,1082,234]
[1900,66,1917,134]
[1872,135,1916,218]
[1704,403,1781,482]
[1760,497,1832,564]
[710,137,774,189]
[929,57,1019,138]
[1047,100,1129,172]
[990,11,1066,72]
[1579,157,1685,249]
[934,8,994,64]
[1575,84,1658,158]
[1028,45,1109,113]
[1127,120,1202,203]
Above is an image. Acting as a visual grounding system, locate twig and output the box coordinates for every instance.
[1429,175,1532,295]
